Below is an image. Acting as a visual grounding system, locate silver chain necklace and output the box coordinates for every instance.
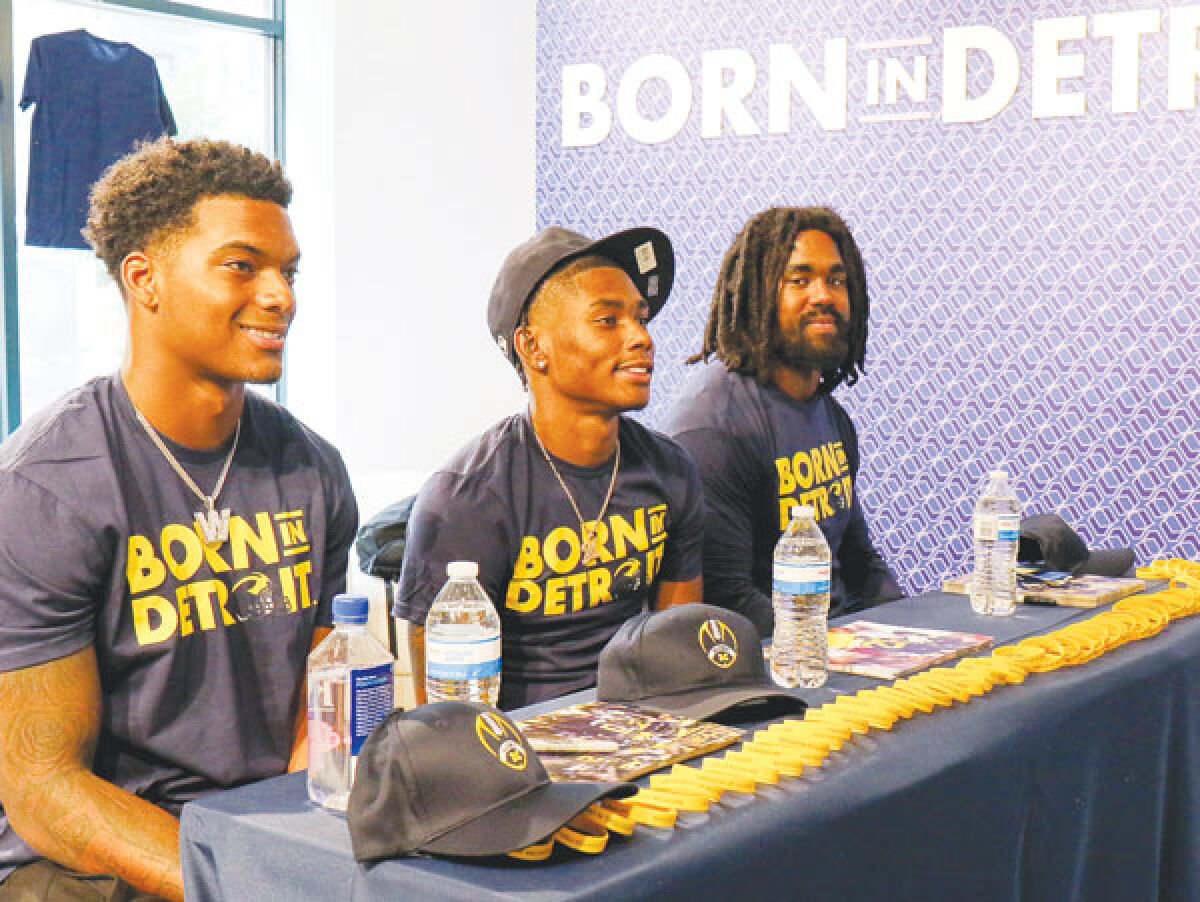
[134,408,241,547]
[532,424,620,567]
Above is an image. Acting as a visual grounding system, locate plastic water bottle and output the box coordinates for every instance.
[771,505,832,688]
[425,561,502,705]
[971,469,1022,616]
[307,595,395,811]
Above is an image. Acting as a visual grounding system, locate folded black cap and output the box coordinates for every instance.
[1017,512,1135,578]
[486,225,674,372]
[596,604,807,721]
[347,702,635,861]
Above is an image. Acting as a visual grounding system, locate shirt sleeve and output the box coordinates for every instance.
[655,445,705,584]
[671,427,774,636]
[19,38,44,111]
[316,450,360,629]
[836,497,903,613]
[391,472,513,625]
[827,401,902,613]
[0,472,107,672]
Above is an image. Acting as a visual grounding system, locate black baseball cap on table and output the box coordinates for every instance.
[596,603,808,721]
[486,226,675,371]
[1017,513,1135,578]
[347,701,635,861]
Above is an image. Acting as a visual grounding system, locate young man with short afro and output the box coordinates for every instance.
[0,138,357,900]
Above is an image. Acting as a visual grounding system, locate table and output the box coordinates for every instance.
[180,590,1200,901]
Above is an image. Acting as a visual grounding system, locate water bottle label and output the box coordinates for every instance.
[349,663,393,756]
[996,514,1020,541]
[773,562,831,595]
[426,635,502,681]
[974,514,997,541]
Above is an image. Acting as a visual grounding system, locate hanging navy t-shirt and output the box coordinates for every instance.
[393,411,705,710]
[666,360,901,633]
[20,29,177,249]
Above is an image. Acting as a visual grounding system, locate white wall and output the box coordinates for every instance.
[283,2,535,701]
[285,1,535,523]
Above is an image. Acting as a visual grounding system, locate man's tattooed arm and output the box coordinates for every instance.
[0,647,184,901]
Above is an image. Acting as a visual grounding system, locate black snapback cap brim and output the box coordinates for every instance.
[623,681,808,723]
[1018,512,1135,578]
[1074,547,1136,578]
[578,226,674,318]
[420,778,636,858]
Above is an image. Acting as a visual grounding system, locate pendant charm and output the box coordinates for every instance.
[195,507,232,546]
[581,527,597,567]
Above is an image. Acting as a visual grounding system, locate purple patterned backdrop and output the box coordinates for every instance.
[536,1,1200,594]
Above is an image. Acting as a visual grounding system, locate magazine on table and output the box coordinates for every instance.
[827,620,994,679]
[942,572,1146,608]
[517,701,743,782]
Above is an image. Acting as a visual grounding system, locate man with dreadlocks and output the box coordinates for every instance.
[667,206,901,636]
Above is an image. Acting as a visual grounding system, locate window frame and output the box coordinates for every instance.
[0,0,287,433]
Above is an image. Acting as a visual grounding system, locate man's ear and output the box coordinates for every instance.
[121,252,158,313]
[513,325,547,375]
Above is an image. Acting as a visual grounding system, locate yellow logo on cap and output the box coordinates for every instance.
[698,618,738,669]
[476,711,528,771]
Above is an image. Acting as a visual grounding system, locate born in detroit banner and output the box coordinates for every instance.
[536,1,1200,593]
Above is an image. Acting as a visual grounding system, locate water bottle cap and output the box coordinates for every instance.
[789,504,816,519]
[446,561,479,579]
[332,594,370,625]
[989,469,1008,479]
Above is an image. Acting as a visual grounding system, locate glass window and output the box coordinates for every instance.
[177,1,275,17]
[11,0,276,416]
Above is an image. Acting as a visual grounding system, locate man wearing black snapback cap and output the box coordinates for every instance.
[394,226,704,710]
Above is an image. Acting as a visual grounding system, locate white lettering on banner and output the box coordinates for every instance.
[1031,16,1088,119]
[941,25,1020,123]
[615,53,692,144]
[766,40,849,133]
[885,55,928,104]
[701,48,761,138]
[559,4,1200,146]
[1093,9,1161,113]
[1168,5,1200,110]
[862,38,933,122]
[561,63,612,147]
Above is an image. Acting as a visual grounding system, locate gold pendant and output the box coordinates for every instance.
[581,525,597,567]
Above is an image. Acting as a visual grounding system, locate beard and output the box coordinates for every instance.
[771,307,850,372]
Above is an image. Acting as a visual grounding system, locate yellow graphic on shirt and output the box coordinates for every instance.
[776,440,854,530]
[504,504,669,617]
[125,510,314,646]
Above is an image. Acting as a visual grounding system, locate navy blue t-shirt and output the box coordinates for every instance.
[21,30,177,249]
[393,411,705,710]
[666,360,900,633]
[0,374,357,877]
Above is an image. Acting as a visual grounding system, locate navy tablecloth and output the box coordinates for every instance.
[180,590,1200,901]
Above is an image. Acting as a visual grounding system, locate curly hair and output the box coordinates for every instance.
[84,136,292,283]
[688,206,870,394]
